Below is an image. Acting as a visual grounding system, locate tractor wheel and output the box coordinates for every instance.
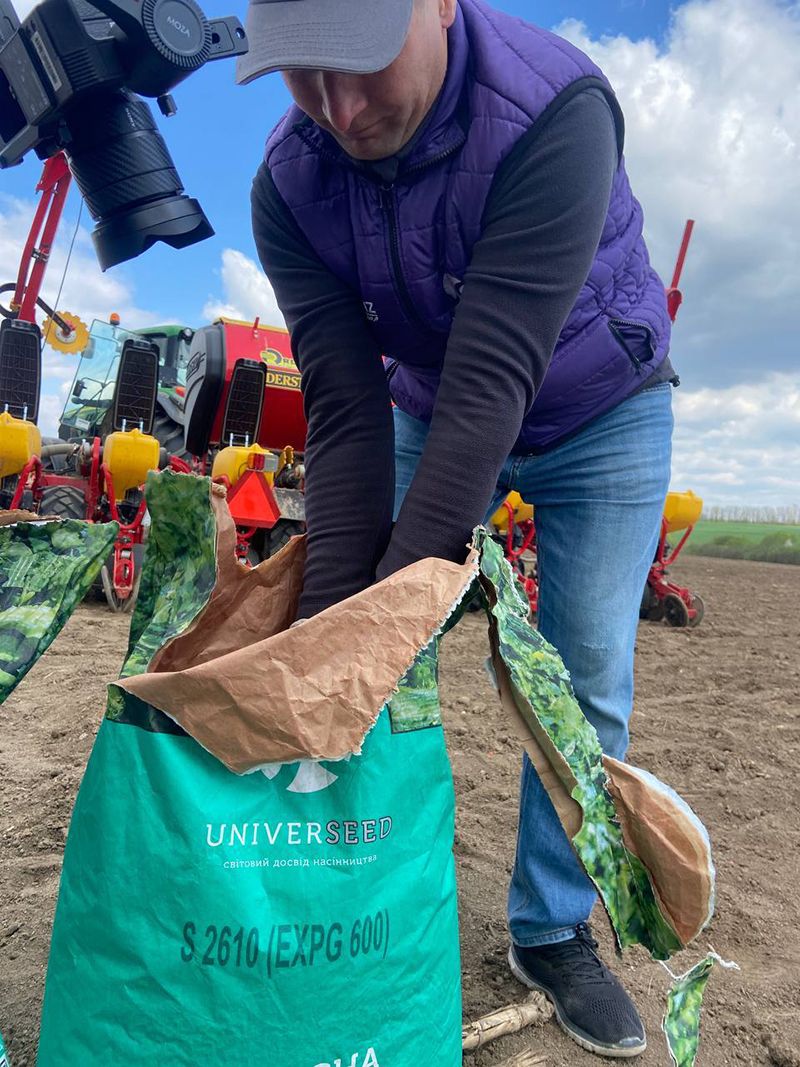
[39,484,86,520]
[663,593,690,628]
[152,411,189,465]
[688,593,705,628]
[266,520,304,557]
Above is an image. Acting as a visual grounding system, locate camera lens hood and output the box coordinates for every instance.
[92,195,214,269]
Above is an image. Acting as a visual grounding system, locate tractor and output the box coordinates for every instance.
[1,155,307,609]
[0,306,308,608]
[0,153,309,610]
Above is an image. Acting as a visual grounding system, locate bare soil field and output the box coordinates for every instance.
[1,555,798,1066]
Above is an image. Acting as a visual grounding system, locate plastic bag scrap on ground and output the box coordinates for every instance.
[0,1027,10,1067]
[0,510,117,704]
[38,471,475,1067]
[0,472,727,1066]
[663,954,740,1067]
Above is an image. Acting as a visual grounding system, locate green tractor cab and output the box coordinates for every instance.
[59,320,194,452]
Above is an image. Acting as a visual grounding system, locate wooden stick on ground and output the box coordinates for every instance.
[494,1051,548,1067]
[462,993,553,1051]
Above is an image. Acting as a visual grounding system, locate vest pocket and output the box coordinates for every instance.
[608,318,655,371]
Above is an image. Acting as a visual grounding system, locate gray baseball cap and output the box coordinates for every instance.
[236,0,415,84]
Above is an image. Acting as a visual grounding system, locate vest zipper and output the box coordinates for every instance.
[379,184,431,333]
[608,317,656,371]
[402,138,465,177]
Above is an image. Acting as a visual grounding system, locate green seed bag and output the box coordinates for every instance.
[0,1028,11,1067]
[31,471,725,1067]
[38,473,471,1067]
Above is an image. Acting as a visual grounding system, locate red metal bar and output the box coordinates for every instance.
[100,463,149,599]
[100,464,121,524]
[666,219,695,324]
[86,436,103,520]
[663,524,695,569]
[512,520,536,561]
[670,219,695,291]
[8,455,41,509]
[14,153,73,325]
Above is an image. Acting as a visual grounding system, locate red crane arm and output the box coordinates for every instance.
[12,152,73,326]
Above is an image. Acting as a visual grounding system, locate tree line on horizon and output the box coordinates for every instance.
[701,505,800,525]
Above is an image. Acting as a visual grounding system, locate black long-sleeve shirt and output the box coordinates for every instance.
[252,89,674,618]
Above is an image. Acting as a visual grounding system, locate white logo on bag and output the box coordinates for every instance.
[206,818,392,849]
[363,301,379,323]
[259,758,345,794]
[313,1049,379,1067]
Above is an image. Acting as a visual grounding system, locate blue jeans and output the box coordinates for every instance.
[394,383,674,946]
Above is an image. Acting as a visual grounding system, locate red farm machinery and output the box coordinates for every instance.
[1,154,307,610]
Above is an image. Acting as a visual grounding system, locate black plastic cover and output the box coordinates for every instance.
[183,322,225,456]
[112,337,159,432]
[0,317,42,422]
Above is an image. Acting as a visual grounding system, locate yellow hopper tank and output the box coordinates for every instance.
[490,491,534,534]
[103,429,160,500]
[0,411,42,478]
[212,443,279,487]
[663,490,703,534]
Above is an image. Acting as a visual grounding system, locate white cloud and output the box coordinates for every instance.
[0,195,160,328]
[556,0,800,388]
[557,0,800,505]
[202,248,285,327]
[671,372,800,505]
[1,194,164,435]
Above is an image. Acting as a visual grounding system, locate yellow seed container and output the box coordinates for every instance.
[103,429,161,499]
[0,411,42,478]
[212,443,279,487]
[663,490,703,534]
[490,491,534,534]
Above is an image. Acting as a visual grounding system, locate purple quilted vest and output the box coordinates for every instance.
[265,0,671,449]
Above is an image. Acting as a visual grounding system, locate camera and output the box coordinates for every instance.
[0,0,247,268]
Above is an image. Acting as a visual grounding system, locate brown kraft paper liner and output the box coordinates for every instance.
[604,758,715,946]
[118,485,479,771]
[0,510,61,526]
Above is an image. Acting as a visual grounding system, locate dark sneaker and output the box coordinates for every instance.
[508,923,646,1058]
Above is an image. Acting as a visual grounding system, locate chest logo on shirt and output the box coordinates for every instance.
[363,301,379,323]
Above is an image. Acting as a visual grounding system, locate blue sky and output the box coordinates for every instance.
[2,0,799,505]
